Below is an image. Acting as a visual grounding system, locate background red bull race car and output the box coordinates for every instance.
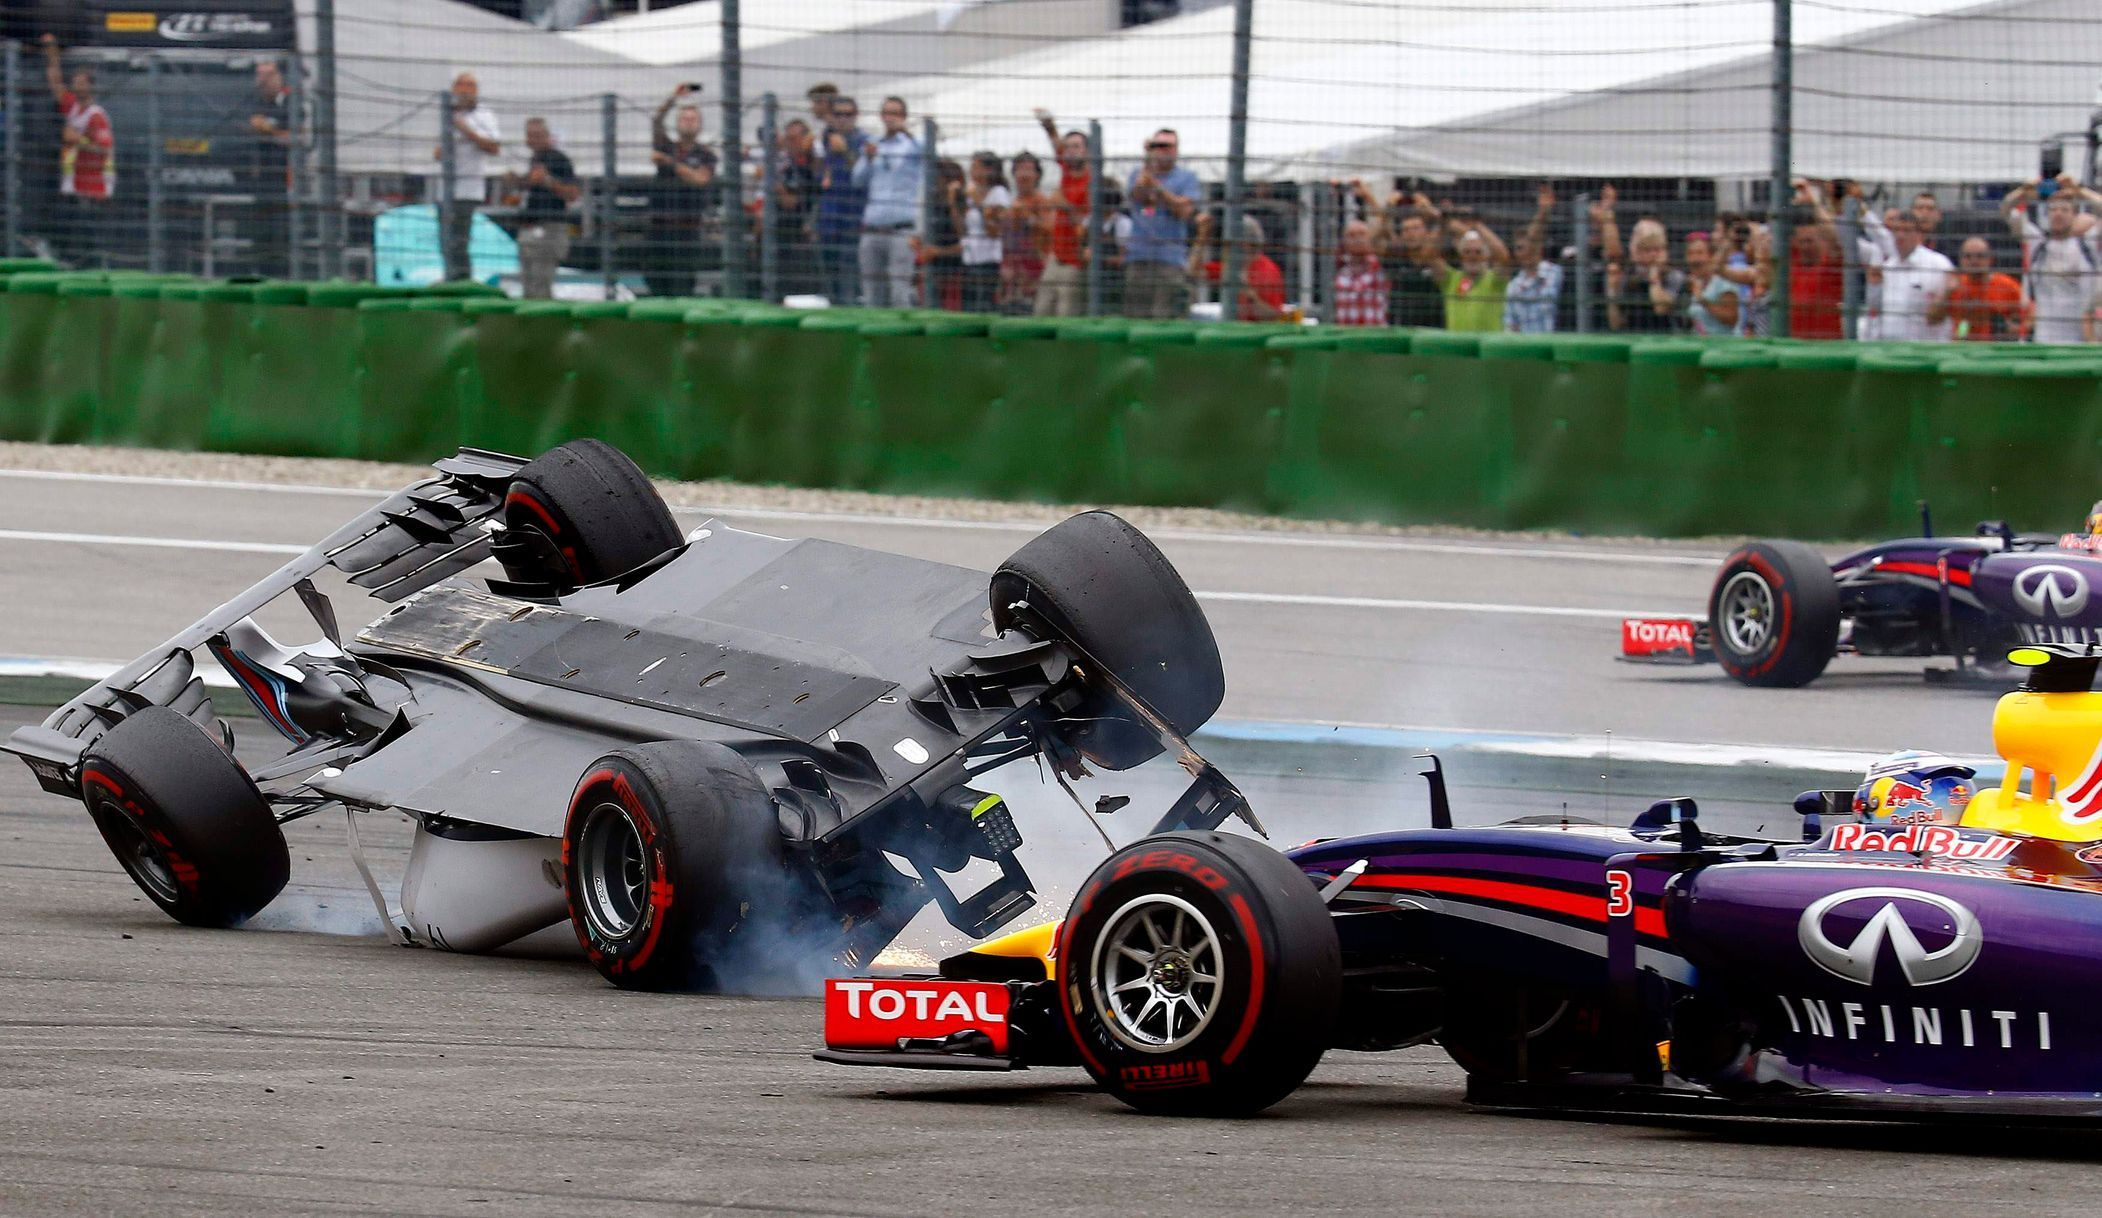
[1621,509,2102,688]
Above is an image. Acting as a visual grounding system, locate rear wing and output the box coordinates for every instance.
[4,449,528,793]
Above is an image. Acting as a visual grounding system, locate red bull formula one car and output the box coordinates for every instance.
[821,616,2102,1119]
[1620,506,2102,688]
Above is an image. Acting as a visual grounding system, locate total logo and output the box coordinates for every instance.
[823,978,1012,1054]
[1797,886,1982,986]
[1825,823,2013,861]
[1621,618,1695,656]
[2011,563,2092,621]
[831,979,1006,1023]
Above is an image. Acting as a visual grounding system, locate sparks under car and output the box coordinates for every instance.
[1619,508,2102,688]
[4,441,1255,990]
[821,626,2102,1119]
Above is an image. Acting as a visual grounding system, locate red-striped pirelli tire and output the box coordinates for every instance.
[1057,832,1340,1116]
[500,439,683,592]
[562,741,788,992]
[78,706,288,928]
[1707,540,1841,688]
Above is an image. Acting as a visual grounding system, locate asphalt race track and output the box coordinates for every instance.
[5,464,2098,1215]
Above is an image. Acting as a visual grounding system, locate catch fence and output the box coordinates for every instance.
[6,0,2102,340]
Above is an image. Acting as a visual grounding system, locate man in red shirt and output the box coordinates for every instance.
[1332,218,1388,326]
[1189,212,1285,322]
[1032,109,1092,316]
[41,35,115,269]
[1939,236,2028,342]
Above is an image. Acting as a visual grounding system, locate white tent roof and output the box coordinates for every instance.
[309,0,1122,176]
[894,0,2102,183]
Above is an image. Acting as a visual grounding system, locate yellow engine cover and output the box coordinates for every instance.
[1965,689,2102,842]
[962,920,1062,981]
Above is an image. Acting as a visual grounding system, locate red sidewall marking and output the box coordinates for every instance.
[1220,891,1264,1066]
[564,765,672,975]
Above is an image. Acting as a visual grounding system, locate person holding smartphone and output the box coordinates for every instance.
[647,84,718,298]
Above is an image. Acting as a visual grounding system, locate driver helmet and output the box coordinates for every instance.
[1852,750,1977,826]
[2088,500,2102,538]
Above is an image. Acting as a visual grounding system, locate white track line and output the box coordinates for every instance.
[0,468,1720,566]
[0,529,307,555]
[0,527,1666,620]
[1195,591,1664,619]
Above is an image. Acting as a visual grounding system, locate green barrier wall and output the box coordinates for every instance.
[0,270,2094,538]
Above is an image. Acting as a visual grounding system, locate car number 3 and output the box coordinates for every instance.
[1605,870,1633,918]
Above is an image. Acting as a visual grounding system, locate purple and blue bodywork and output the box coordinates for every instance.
[1291,801,2102,1117]
[1624,526,2102,675]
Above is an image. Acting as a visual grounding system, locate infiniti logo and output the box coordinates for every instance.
[1797,887,1981,987]
[2012,563,2091,620]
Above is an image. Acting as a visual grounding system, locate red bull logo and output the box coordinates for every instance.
[1827,823,2019,861]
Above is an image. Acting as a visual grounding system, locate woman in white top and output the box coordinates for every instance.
[961,151,1010,314]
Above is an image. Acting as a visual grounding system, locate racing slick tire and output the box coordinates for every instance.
[1057,832,1340,1116]
[990,511,1225,770]
[1707,540,1840,688]
[563,741,795,992]
[500,439,684,592]
[78,706,289,928]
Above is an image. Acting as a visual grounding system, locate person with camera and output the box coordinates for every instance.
[1123,129,1199,318]
[815,97,870,305]
[2002,174,2102,344]
[646,84,718,298]
[1602,218,1684,333]
[503,117,580,299]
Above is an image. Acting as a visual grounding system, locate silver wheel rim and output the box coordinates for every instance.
[577,801,649,942]
[99,801,178,904]
[1090,893,1226,1054]
[1719,570,1776,655]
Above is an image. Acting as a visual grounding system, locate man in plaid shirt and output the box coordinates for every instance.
[1333,218,1388,326]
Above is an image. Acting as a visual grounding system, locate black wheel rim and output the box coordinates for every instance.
[95,797,179,904]
[577,801,649,943]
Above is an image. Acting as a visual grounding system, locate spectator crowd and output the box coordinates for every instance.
[29,34,2102,336]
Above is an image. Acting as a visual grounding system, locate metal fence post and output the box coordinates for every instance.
[759,91,778,302]
[1573,193,1592,333]
[1312,183,1332,324]
[1769,0,1792,337]
[3,42,19,261]
[1220,0,1254,319]
[146,57,164,273]
[1086,118,1104,317]
[600,92,616,298]
[921,116,939,306]
[285,49,306,279]
[437,89,456,280]
[316,0,340,278]
[721,0,744,298]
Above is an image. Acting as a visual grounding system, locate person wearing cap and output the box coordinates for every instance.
[1187,211,1285,322]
